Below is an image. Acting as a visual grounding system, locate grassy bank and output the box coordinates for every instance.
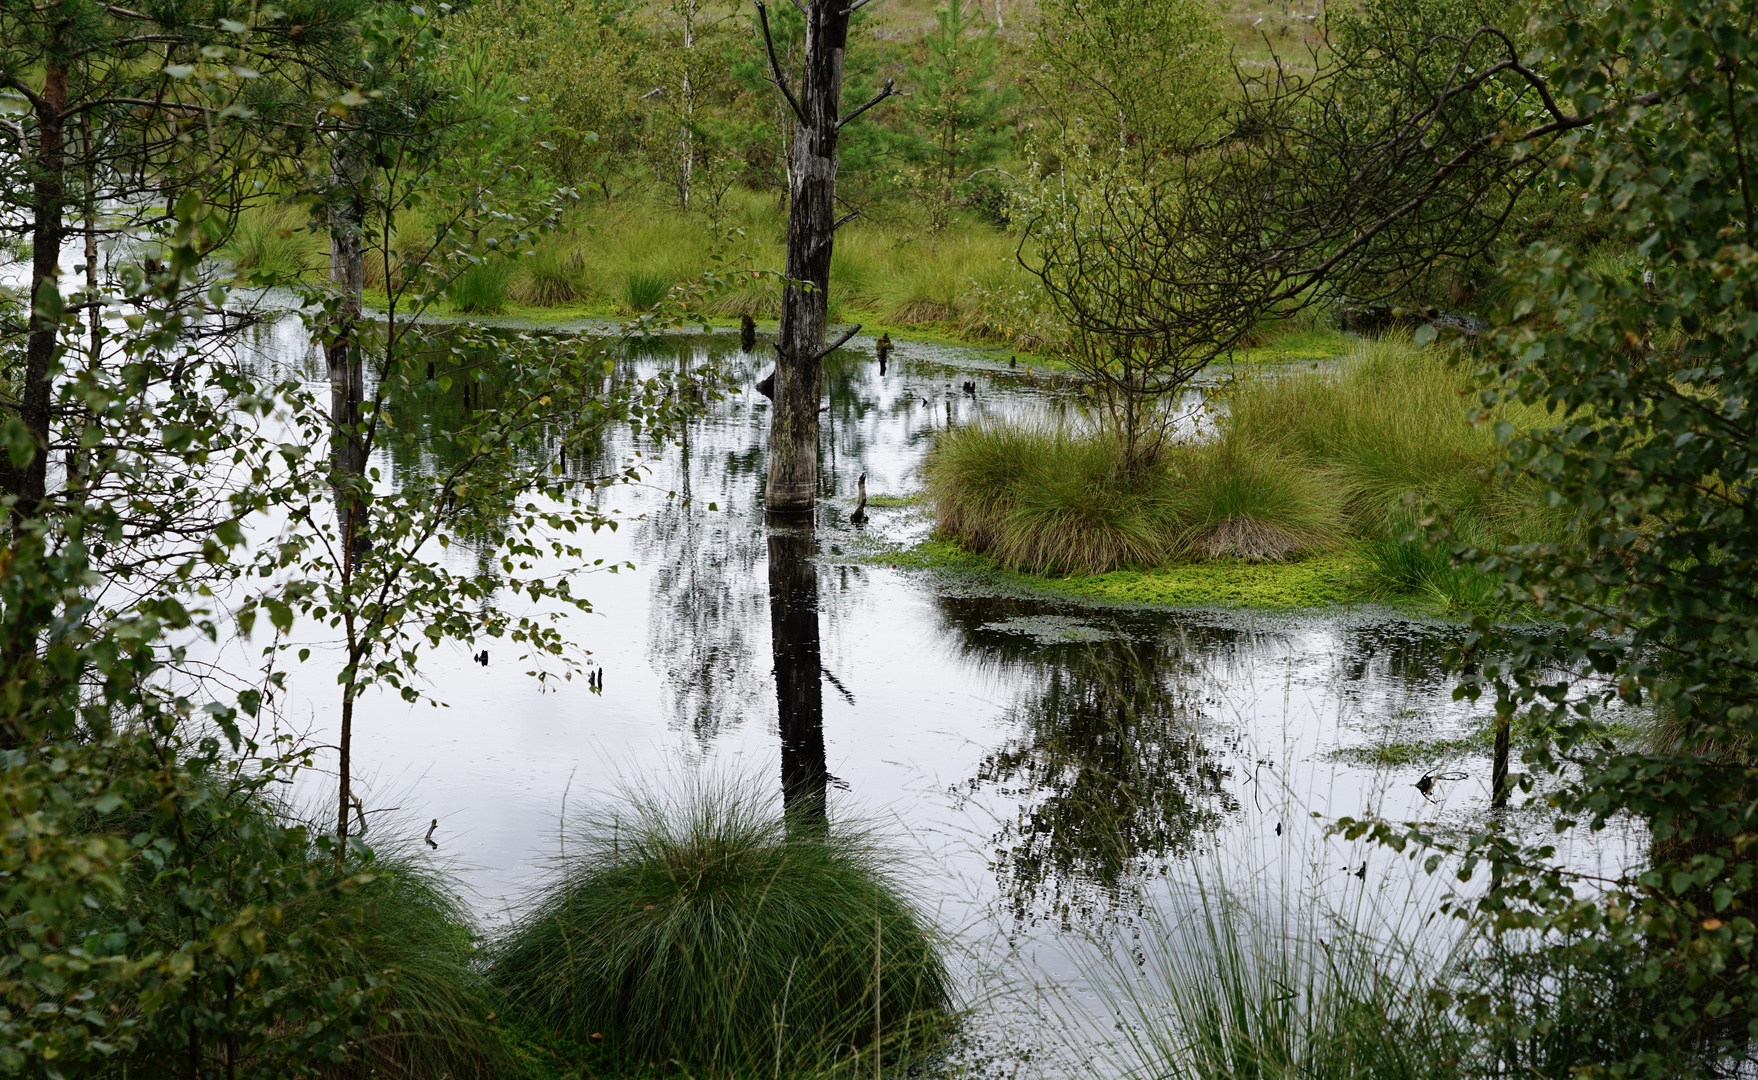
[221,191,1042,343]
[924,337,1565,612]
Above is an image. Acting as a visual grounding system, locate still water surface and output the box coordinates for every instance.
[204,318,1637,1065]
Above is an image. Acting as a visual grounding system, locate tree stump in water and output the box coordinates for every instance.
[850,472,868,525]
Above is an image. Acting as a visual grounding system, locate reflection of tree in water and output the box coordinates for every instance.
[635,340,772,746]
[963,636,1238,929]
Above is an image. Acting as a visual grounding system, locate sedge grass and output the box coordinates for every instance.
[930,336,1571,602]
[489,777,954,1076]
[221,202,327,281]
[926,425,1341,574]
[450,259,514,314]
[312,846,516,1080]
[1071,873,1472,1080]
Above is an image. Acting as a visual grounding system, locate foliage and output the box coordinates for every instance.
[890,3,1018,230]
[0,211,441,1080]
[1027,0,1228,167]
[489,778,954,1075]
[1332,0,1758,1073]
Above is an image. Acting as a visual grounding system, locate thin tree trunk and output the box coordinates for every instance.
[7,56,68,519]
[679,0,696,211]
[328,144,367,557]
[764,0,853,513]
[328,143,367,856]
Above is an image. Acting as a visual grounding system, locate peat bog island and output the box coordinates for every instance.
[4,0,1758,1075]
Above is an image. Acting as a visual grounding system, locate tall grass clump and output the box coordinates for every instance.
[1166,439,1344,560]
[622,270,672,312]
[1223,335,1551,533]
[222,202,325,280]
[1076,880,1471,1080]
[926,424,1183,574]
[927,425,1342,573]
[450,258,514,314]
[489,779,954,1076]
[512,237,589,306]
[309,847,516,1080]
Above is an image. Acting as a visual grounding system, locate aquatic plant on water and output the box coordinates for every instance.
[490,779,954,1075]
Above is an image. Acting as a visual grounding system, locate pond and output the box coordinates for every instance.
[198,317,1641,1068]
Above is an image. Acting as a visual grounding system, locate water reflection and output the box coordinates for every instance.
[959,631,1238,929]
[769,516,830,831]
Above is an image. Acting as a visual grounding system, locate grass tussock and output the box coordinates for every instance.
[313,849,516,1080]
[926,426,1341,575]
[222,202,326,281]
[488,778,954,1076]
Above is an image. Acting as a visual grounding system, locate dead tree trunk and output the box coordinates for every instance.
[757,1,893,512]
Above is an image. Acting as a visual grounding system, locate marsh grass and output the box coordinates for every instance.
[450,259,514,314]
[313,847,516,1080]
[222,202,326,280]
[512,237,589,306]
[1076,878,1471,1080]
[489,779,954,1076]
[494,194,1037,334]
[925,427,1341,574]
[623,270,673,312]
[931,337,1570,602]
[925,424,1183,574]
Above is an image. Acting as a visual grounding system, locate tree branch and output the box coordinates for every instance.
[755,2,806,126]
[837,79,897,130]
[813,324,861,362]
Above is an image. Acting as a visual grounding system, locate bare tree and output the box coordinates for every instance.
[754,0,894,512]
[1023,27,1609,464]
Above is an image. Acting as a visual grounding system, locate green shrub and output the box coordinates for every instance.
[451,259,513,314]
[623,270,672,312]
[489,780,953,1075]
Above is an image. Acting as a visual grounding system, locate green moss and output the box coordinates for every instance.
[1066,555,1362,608]
[864,492,926,507]
[860,540,1364,610]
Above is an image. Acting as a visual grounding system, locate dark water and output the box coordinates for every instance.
[199,319,1636,1063]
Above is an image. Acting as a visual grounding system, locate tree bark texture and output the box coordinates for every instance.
[327,145,368,560]
[768,519,828,831]
[7,57,67,518]
[764,0,851,513]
